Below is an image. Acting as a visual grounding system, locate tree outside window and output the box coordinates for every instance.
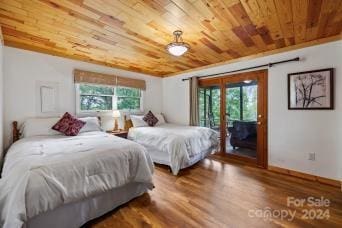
[78,84,142,112]
[199,83,257,129]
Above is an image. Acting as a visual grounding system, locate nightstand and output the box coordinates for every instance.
[107,130,128,139]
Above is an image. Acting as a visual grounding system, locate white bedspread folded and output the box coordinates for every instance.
[128,124,219,174]
[0,132,154,228]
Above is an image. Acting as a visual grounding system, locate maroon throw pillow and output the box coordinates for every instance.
[52,112,86,136]
[143,111,159,127]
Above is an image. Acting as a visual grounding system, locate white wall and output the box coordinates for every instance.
[0,38,3,161]
[3,47,163,149]
[163,41,342,181]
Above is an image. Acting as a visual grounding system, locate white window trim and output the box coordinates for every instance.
[75,84,144,114]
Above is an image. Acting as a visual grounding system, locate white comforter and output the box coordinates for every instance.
[128,124,219,174]
[0,131,154,228]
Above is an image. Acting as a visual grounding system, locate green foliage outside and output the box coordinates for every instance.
[80,95,112,111]
[198,87,220,127]
[117,97,140,110]
[198,89,206,126]
[242,85,257,120]
[116,87,141,110]
[226,87,240,121]
[198,89,205,126]
[199,84,257,128]
[226,85,257,121]
[80,84,114,95]
[79,84,141,111]
[116,87,140,97]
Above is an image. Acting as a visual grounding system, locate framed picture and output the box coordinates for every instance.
[288,68,334,110]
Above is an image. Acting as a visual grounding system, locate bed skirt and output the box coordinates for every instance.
[26,182,150,228]
[147,145,217,173]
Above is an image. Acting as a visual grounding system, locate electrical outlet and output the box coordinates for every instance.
[309,153,315,161]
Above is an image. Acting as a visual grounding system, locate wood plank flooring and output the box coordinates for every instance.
[85,156,342,228]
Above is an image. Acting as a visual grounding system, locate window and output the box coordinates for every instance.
[116,87,141,110]
[77,84,142,112]
[242,85,257,121]
[79,84,114,111]
[226,87,241,122]
[198,82,257,129]
[226,83,257,124]
[198,86,220,128]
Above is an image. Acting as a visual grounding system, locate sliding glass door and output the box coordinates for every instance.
[198,70,267,168]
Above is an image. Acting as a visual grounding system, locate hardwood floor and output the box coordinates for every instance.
[85,156,342,228]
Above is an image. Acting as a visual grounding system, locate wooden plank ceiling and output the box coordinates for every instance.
[0,0,341,77]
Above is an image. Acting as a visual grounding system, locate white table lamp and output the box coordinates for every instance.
[112,110,121,132]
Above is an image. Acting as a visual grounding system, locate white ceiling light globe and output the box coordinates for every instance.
[167,45,189,56]
[166,30,190,57]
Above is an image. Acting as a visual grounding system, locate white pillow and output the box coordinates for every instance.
[79,117,102,133]
[130,115,148,128]
[155,114,166,125]
[21,117,62,138]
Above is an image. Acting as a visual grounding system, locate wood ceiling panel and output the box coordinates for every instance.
[0,0,341,77]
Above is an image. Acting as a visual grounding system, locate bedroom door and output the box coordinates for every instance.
[222,70,267,168]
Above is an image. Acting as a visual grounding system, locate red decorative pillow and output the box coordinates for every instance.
[52,112,86,136]
[143,111,159,127]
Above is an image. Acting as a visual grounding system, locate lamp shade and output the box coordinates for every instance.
[112,110,121,118]
[166,30,190,57]
[167,44,189,56]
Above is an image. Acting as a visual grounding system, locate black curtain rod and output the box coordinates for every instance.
[182,57,300,81]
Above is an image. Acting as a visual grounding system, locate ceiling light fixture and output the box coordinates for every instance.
[166,30,190,56]
[244,80,252,84]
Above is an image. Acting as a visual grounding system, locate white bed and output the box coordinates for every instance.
[0,130,154,228]
[128,123,219,175]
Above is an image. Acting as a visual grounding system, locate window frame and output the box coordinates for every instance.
[75,83,144,114]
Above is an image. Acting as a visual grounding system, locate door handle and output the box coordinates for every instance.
[257,121,261,125]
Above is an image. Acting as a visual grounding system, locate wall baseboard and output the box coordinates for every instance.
[268,165,341,188]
